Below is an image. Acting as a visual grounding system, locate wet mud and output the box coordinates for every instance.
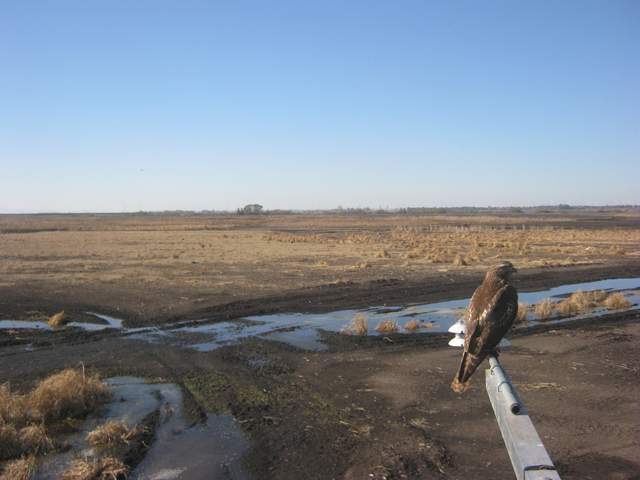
[1,265,639,479]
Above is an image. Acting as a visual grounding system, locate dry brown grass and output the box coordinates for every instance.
[0,423,22,460]
[341,313,368,336]
[604,292,632,310]
[1,369,109,464]
[556,298,579,316]
[0,424,50,461]
[375,319,399,334]
[557,290,611,316]
[0,384,28,426]
[0,455,36,480]
[452,255,467,266]
[86,421,146,448]
[571,290,606,311]
[403,319,435,331]
[516,303,528,323]
[1,213,639,320]
[61,456,128,480]
[534,298,554,320]
[47,310,67,328]
[29,369,110,423]
[18,425,52,455]
[403,319,422,331]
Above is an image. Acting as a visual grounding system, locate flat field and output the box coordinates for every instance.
[1,210,639,324]
[1,209,639,480]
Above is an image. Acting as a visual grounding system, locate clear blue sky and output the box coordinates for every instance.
[1,1,638,212]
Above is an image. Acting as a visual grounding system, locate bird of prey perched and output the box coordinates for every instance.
[451,261,518,393]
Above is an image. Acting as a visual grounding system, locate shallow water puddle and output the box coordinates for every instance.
[35,376,250,480]
[0,311,124,332]
[127,277,640,352]
[3,278,639,353]
[135,414,250,480]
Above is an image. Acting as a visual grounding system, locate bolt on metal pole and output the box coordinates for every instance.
[485,355,561,480]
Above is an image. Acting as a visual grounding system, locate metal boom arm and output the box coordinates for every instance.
[485,355,561,480]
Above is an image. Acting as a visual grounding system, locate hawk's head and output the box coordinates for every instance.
[490,261,517,281]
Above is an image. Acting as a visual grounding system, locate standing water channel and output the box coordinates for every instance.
[1,278,638,351]
[126,277,640,352]
[34,377,251,480]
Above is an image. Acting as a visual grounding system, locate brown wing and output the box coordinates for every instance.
[469,284,518,355]
[452,285,518,392]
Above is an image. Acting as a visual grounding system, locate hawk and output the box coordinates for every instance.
[451,261,518,393]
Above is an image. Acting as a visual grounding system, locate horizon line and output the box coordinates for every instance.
[1,204,639,216]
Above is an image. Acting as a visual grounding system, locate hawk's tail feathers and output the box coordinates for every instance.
[451,351,484,393]
[450,377,469,393]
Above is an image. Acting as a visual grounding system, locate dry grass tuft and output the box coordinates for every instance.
[341,313,368,336]
[47,310,67,328]
[29,369,110,423]
[604,292,632,310]
[588,290,608,303]
[18,425,52,455]
[570,290,605,311]
[1,369,109,462]
[557,290,610,316]
[556,298,578,316]
[62,456,128,480]
[534,298,554,320]
[0,455,37,480]
[0,423,22,460]
[0,384,28,426]
[86,421,146,448]
[452,254,467,266]
[375,319,398,334]
[516,303,528,323]
[403,319,422,331]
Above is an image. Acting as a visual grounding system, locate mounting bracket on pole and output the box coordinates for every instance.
[485,355,561,480]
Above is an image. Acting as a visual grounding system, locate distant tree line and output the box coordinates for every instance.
[12,204,636,218]
[236,204,263,215]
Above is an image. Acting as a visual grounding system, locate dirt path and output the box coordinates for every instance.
[2,261,640,328]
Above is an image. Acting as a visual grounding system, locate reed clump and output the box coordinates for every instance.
[534,298,554,320]
[516,303,528,323]
[375,319,398,334]
[571,290,606,311]
[556,290,618,316]
[0,423,22,460]
[17,425,53,456]
[341,313,368,336]
[0,369,110,465]
[0,424,50,461]
[403,319,422,331]
[29,369,111,423]
[47,311,67,328]
[0,384,28,426]
[604,292,632,310]
[0,455,37,480]
[86,421,147,449]
[556,297,578,316]
[61,456,128,480]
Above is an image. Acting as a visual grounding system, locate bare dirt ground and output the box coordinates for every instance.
[1,210,640,479]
